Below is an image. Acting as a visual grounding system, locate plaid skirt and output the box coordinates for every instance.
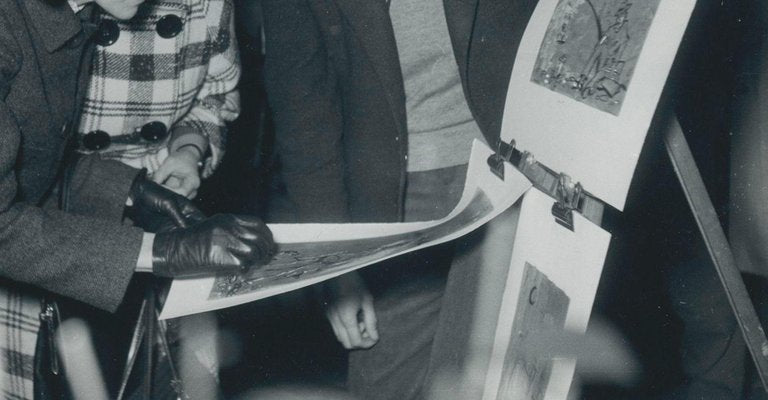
[0,285,41,400]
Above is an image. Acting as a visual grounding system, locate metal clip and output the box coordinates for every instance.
[487,139,517,180]
[551,173,583,231]
[487,140,594,230]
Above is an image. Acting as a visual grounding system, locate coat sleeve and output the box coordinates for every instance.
[171,0,241,178]
[0,22,141,313]
[262,0,350,222]
[65,153,140,223]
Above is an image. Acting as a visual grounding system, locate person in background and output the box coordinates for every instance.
[261,0,535,398]
[728,0,768,397]
[75,1,240,397]
[78,0,240,198]
[0,0,273,398]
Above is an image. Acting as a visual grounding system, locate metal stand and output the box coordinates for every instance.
[663,114,768,392]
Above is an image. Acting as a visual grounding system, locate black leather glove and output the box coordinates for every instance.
[152,214,276,278]
[127,169,205,231]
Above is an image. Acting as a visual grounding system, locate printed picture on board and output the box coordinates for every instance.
[531,0,661,115]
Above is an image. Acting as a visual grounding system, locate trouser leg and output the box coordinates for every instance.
[347,250,450,400]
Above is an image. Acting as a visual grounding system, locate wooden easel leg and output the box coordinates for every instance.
[663,114,768,393]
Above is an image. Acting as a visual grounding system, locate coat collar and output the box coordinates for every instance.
[22,0,84,52]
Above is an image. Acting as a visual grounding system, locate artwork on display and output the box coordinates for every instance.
[209,191,494,300]
[503,0,696,210]
[160,0,697,321]
[531,0,661,115]
[159,4,699,398]
[159,140,532,319]
[423,0,697,396]
[495,263,569,400]
[426,188,611,400]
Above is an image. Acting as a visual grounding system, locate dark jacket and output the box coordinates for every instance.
[262,0,536,223]
[729,2,768,277]
[0,0,143,312]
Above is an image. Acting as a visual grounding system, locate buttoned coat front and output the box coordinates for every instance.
[0,0,143,312]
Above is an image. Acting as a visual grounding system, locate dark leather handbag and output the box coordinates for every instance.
[35,299,70,400]
[34,144,79,400]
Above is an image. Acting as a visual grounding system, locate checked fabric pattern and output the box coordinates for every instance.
[0,286,41,400]
[78,0,241,176]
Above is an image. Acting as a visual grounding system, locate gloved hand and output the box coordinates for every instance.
[152,214,276,278]
[127,169,205,231]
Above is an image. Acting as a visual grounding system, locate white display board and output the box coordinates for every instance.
[500,0,696,210]
[481,188,610,400]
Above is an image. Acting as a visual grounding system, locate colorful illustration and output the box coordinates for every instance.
[531,0,661,115]
[496,263,569,400]
[209,190,494,299]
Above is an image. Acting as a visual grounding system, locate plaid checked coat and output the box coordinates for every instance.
[78,0,241,176]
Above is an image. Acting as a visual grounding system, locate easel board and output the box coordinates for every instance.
[500,0,696,210]
[428,188,610,400]
[483,188,610,399]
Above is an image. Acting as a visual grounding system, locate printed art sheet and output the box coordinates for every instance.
[482,188,610,400]
[159,141,531,319]
[501,0,696,209]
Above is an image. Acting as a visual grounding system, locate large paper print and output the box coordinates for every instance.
[480,189,610,400]
[495,263,569,400]
[210,190,493,300]
[531,0,661,115]
[159,140,532,319]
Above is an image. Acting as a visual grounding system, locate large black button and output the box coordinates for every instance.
[140,122,168,142]
[156,14,183,39]
[83,130,111,150]
[95,19,120,47]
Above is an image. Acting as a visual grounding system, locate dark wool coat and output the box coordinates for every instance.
[0,0,143,312]
[262,0,537,223]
